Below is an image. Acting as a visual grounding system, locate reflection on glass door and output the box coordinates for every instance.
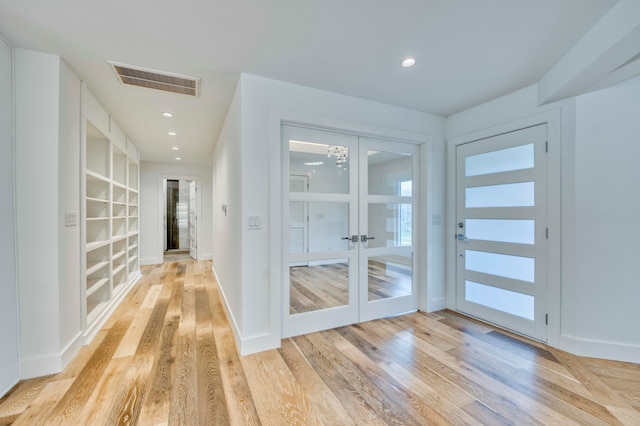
[456,124,548,340]
[359,138,419,321]
[284,125,359,337]
[283,125,420,337]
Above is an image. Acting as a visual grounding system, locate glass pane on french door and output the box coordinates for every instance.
[283,125,359,337]
[360,138,419,321]
[456,124,547,340]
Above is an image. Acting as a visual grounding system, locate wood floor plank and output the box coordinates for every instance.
[168,270,198,425]
[241,349,323,425]
[206,272,261,426]
[279,338,356,426]
[0,375,54,420]
[195,282,230,425]
[11,379,75,426]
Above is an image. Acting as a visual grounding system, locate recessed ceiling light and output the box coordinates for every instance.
[175,157,181,160]
[402,57,416,68]
[172,146,179,150]
[168,131,176,136]
[162,112,173,118]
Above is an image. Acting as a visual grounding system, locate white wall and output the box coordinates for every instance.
[57,60,82,360]
[212,82,243,341]
[572,75,640,361]
[0,36,19,397]
[15,49,83,377]
[140,162,213,264]
[228,73,446,354]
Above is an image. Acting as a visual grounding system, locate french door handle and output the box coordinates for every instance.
[361,235,375,242]
[342,235,359,243]
[456,234,468,241]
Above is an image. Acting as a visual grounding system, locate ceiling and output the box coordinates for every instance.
[0,0,617,165]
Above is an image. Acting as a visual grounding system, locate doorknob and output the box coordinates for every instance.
[361,235,375,242]
[456,234,468,241]
[342,235,359,243]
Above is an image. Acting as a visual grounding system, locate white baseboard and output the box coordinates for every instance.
[20,352,62,379]
[426,296,446,313]
[211,265,280,356]
[559,334,640,364]
[200,253,213,261]
[0,378,19,399]
[60,332,83,370]
[141,257,162,265]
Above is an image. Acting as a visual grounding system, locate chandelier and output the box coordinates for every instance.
[327,145,348,166]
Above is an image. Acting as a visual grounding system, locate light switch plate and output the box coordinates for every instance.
[65,210,77,227]
[248,216,261,230]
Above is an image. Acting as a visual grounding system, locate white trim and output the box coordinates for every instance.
[0,379,18,400]
[446,110,562,345]
[272,109,432,345]
[156,174,202,261]
[19,329,82,379]
[211,265,242,353]
[559,334,640,364]
[199,252,213,261]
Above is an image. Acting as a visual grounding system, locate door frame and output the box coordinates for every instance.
[280,121,427,338]
[156,174,202,261]
[446,111,562,346]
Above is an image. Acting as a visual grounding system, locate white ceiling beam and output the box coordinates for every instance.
[538,0,640,105]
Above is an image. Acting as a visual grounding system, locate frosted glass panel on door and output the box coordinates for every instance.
[368,150,412,196]
[290,141,349,194]
[368,254,412,301]
[367,203,412,248]
[290,201,305,222]
[290,259,349,314]
[465,144,534,177]
[466,182,534,208]
[465,250,534,282]
[307,202,349,252]
[465,281,534,320]
[466,219,534,244]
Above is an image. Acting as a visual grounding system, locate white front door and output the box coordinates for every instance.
[189,180,197,260]
[283,125,419,337]
[456,124,548,340]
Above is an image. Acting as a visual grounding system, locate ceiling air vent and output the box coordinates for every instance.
[108,61,200,96]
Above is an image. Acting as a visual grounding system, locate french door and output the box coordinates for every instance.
[283,125,419,337]
[456,124,548,340]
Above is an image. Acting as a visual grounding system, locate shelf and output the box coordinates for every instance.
[87,196,108,203]
[86,260,109,276]
[86,169,109,183]
[112,201,127,206]
[86,277,109,297]
[112,264,126,276]
[86,217,108,221]
[86,240,110,252]
[112,216,127,219]
[112,181,127,190]
[112,251,126,261]
[128,255,138,264]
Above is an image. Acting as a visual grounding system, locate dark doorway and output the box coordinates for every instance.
[166,179,179,250]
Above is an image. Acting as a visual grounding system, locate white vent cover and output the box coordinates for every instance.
[108,61,200,96]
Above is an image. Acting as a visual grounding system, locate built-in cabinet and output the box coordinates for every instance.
[82,85,141,341]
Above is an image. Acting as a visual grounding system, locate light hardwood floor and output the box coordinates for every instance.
[1,260,639,425]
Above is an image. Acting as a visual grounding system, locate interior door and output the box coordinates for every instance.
[284,125,359,337]
[283,125,420,337]
[456,124,548,340]
[189,180,197,259]
[359,137,419,321]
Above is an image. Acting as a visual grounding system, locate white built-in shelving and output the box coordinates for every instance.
[82,87,141,341]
